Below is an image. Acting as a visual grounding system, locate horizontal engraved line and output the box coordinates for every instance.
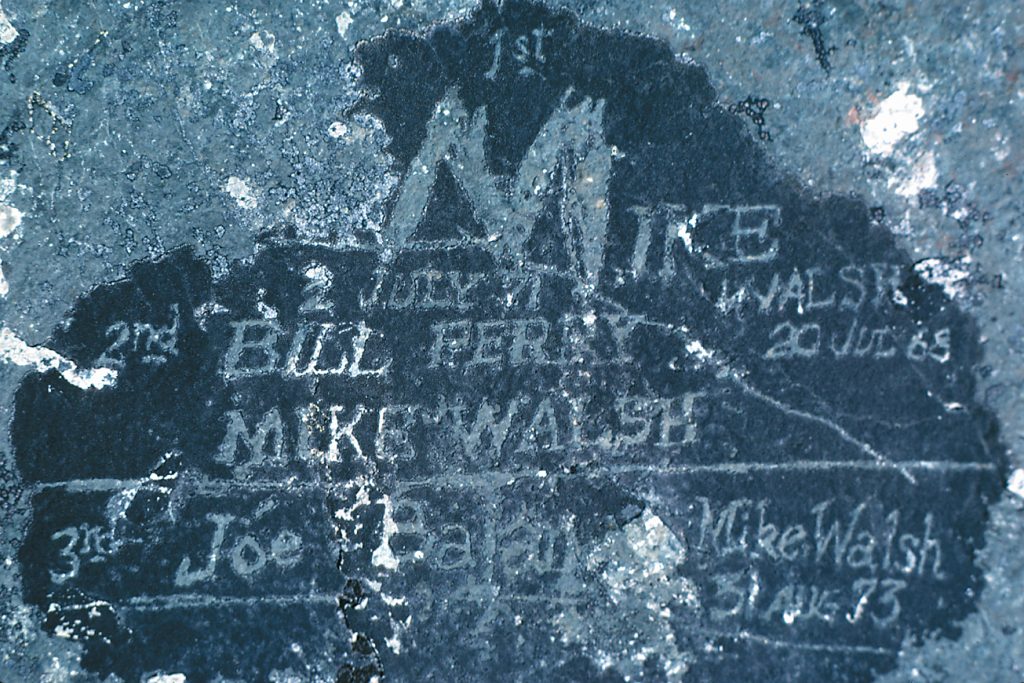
[58,593,339,612]
[58,592,584,612]
[30,478,328,493]
[396,460,998,488]
[600,460,999,475]
[699,629,895,657]
[30,460,998,494]
[55,594,895,656]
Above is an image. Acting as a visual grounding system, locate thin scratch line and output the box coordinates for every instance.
[396,460,993,488]
[32,460,995,494]
[601,460,993,476]
[58,596,895,657]
[725,372,918,485]
[702,629,895,656]
[31,478,326,494]
[57,594,339,612]
[60,592,582,613]
[632,313,920,485]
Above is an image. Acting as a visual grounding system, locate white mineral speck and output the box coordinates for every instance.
[0,327,117,389]
[677,215,696,251]
[224,176,258,210]
[0,204,22,237]
[328,121,348,139]
[861,82,925,156]
[0,170,22,238]
[892,149,938,198]
[336,12,353,38]
[371,494,400,571]
[0,4,17,45]
[248,30,276,58]
[913,256,971,300]
[1008,468,1024,500]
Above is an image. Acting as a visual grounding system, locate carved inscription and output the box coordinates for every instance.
[11,4,1003,683]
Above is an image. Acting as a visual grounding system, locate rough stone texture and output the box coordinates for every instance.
[0,1,1020,681]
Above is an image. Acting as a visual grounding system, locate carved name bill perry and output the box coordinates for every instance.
[12,2,1003,682]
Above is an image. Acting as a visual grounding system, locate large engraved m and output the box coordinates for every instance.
[387,88,611,287]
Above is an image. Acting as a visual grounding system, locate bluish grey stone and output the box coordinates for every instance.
[0,2,1021,682]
